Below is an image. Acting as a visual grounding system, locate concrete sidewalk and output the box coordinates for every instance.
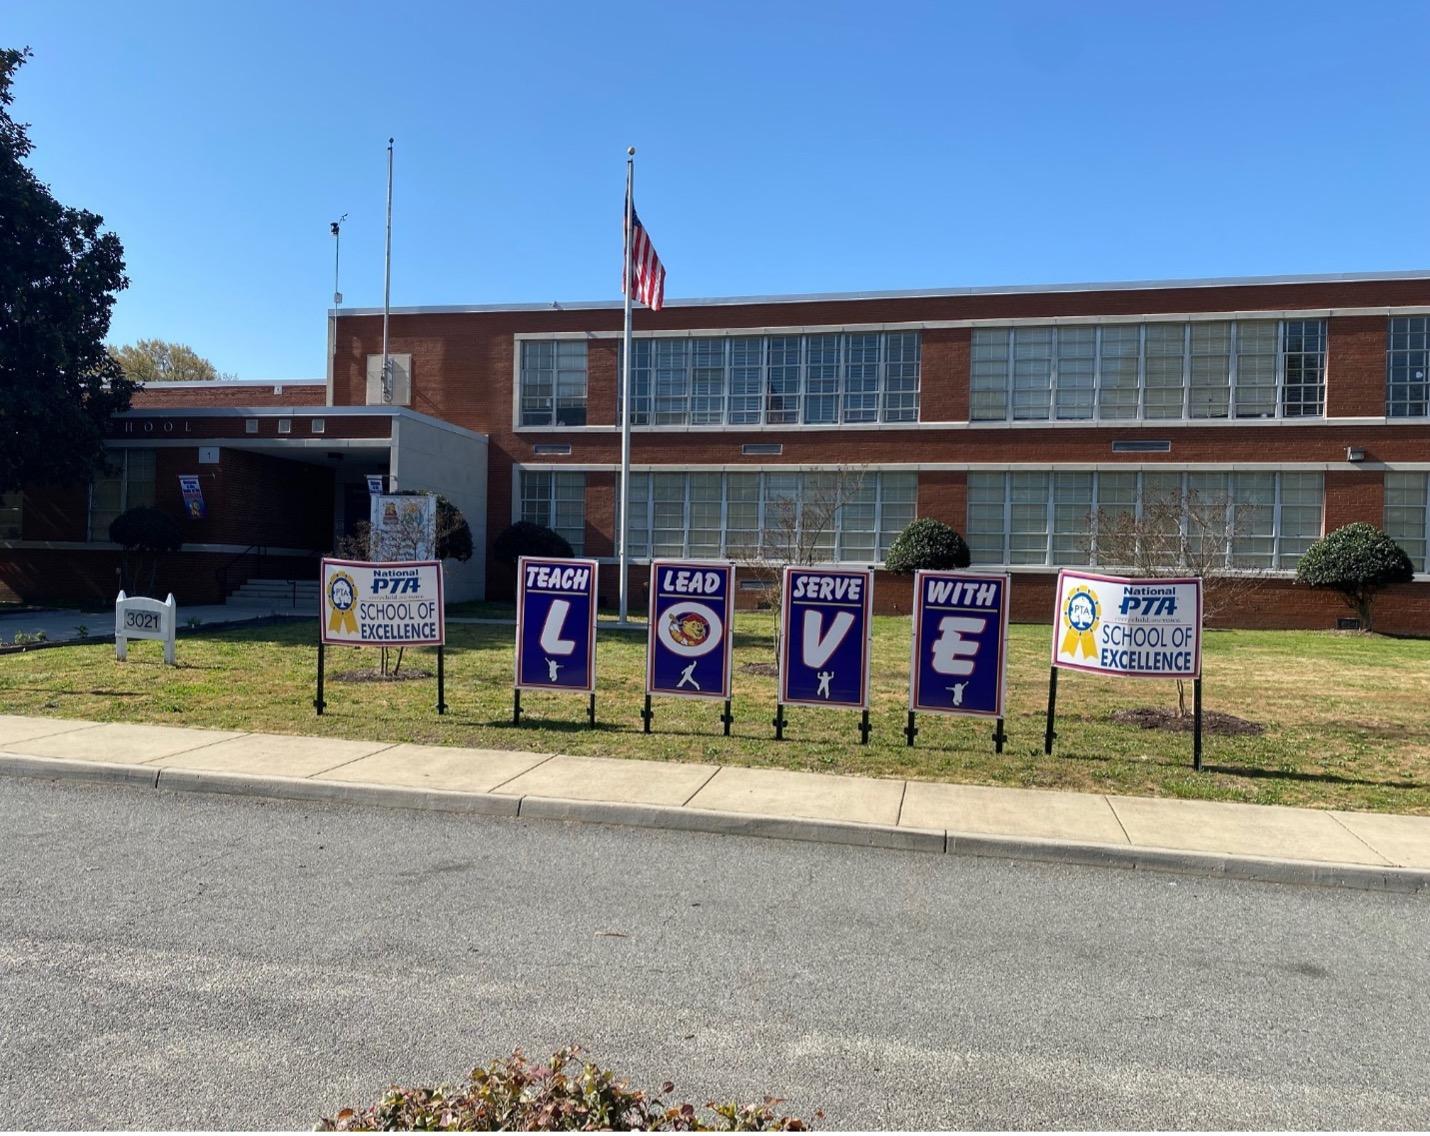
[2,713,1428,892]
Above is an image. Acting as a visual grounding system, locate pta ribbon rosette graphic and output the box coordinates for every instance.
[1059,584,1100,659]
[326,570,358,635]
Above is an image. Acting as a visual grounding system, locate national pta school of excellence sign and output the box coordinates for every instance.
[1051,569,1202,679]
[320,557,445,647]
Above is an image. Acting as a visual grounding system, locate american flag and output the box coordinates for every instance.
[624,205,666,311]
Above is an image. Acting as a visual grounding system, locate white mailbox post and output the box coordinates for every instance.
[115,591,177,665]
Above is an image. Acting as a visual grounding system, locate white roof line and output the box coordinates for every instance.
[135,378,325,389]
[331,269,1430,318]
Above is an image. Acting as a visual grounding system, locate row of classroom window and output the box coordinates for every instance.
[520,468,1430,575]
[517,317,1430,426]
[5,452,1430,576]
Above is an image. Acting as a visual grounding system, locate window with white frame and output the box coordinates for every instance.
[966,470,1324,570]
[1387,317,1430,417]
[0,490,21,540]
[620,332,920,426]
[519,470,586,553]
[970,319,1326,422]
[89,449,156,541]
[519,340,588,427]
[622,471,915,562]
[1385,472,1429,571]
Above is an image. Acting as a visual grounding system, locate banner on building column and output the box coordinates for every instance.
[369,493,437,561]
[1051,569,1203,678]
[645,560,734,700]
[778,566,874,709]
[319,558,445,647]
[178,474,206,519]
[515,556,599,693]
[909,570,1010,717]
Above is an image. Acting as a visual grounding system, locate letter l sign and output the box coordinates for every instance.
[539,600,576,655]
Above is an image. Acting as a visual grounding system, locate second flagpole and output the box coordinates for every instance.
[617,147,635,625]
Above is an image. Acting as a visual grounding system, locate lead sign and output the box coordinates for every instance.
[646,560,734,701]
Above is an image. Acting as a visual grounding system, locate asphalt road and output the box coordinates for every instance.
[1,777,1428,1130]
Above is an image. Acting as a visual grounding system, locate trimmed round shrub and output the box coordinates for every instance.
[108,506,182,553]
[434,495,473,562]
[883,517,972,573]
[493,521,574,564]
[1295,522,1414,632]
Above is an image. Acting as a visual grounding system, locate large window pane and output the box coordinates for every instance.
[1385,472,1428,571]
[1011,328,1054,420]
[1387,317,1430,417]
[1143,323,1186,419]
[1098,324,1141,418]
[1188,322,1231,419]
[520,340,588,426]
[1234,321,1278,418]
[971,328,1010,421]
[1054,327,1096,420]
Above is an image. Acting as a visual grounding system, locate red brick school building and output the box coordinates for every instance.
[4,271,1430,632]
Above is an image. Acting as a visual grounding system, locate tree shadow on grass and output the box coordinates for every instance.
[1201,763,1426,792]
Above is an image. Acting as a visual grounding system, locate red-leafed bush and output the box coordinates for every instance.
[318,1046,818,1132]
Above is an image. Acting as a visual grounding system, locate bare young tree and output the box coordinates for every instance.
[731,466,870,659]
[1092,486,1265,716]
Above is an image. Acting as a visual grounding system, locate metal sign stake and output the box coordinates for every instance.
[773,703,786,741]
[588,693,596,727]
[1193,677,1204,772]
[641,694,653,734]
[993,717,1007,754]
[436,645,447,715]
[512,689,522,726]
[721,699,733,737]
[904,710,918,747]
[1043,666,1059,755]
[859,710,871,746]
[315,641,326,716]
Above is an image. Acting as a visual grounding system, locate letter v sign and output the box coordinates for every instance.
[802,610,854,668]
[539,600,576,655]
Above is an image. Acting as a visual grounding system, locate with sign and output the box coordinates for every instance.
[515,556,599,693]
[646,560,734,700]
[778,566,873,709]
[909,570,1009,717]
[320,557,445,647]
[1051,570,1202,678]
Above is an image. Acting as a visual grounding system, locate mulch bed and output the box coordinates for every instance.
[739,662,778,677]
[331,668,435,683]
[1111,707,1265,736]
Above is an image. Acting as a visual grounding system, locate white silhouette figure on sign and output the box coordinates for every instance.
[816,671,834,699]
[546,657,562,682]
[947,682,967,707]
[677,661,700,691]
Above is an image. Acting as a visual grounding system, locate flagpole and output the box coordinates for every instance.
[381,137,394,404]
[618,146,635,624]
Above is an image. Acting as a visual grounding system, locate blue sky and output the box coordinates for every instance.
[7,0,1430,379]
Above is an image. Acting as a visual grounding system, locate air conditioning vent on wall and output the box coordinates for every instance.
[742,442,783,456]
[1111,440,1171,453]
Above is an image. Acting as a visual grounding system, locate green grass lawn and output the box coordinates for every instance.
[2,613,1428,814]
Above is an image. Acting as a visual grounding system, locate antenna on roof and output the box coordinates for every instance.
[330,213,348,306]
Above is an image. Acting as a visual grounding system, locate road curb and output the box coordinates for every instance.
[3,755,1428,893]
[0,753,159,787]
[153,767,521,816]
[517,795,947,853]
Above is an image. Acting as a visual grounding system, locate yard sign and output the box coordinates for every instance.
[778,566,874,741]
[1051,570,1202,679]
[1046,569,1207,769]
[315,557,447,717]
[909,570,1009,718]
[646,560,735,701]
[515,556,599,699]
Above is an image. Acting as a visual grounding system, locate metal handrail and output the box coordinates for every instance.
[215,545,266,601]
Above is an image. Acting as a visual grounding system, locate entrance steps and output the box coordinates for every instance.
[226,578,319,612]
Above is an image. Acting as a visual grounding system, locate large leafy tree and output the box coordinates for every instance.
[109,338,230,382]
[0,48,133,494]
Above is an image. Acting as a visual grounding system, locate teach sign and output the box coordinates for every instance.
[515,556,599,693]
[1052,570,1202,679]
[909,570,1009,717]
[646,560,734,700]
[320,557,445,647]
[778,566,873,709]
